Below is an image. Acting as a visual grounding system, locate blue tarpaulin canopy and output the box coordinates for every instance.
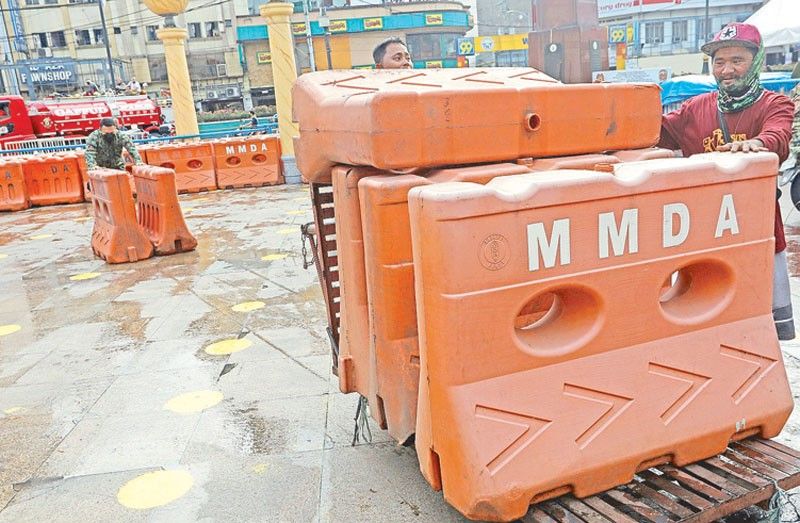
[660,72,799,106]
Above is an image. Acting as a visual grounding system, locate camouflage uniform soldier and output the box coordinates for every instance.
[85,117,143,170]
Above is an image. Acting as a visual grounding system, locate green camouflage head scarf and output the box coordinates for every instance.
[717,43,764,113]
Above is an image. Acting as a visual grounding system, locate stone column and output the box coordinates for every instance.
[260,2,301,184]
[157,27,199,137]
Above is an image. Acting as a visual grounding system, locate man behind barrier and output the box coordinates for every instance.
[658,22,795,340]
[373,37,412,69]
[85,117,143,170]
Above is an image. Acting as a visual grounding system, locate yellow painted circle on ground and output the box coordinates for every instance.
[232,301,265,313]
[261,253,288,262]
[182,207,194,212]
[74,216,92,222]
[117,470,194,510]
[69,272,101,281]
[30,234,52,240]
[286,210,307,216]
[164,390,223,414]
[251,463,269,475]
[0,324,21,337]
[0,254,7,260]
[277,228,295,235]
[3,407,25,415]
[205,338,252,356]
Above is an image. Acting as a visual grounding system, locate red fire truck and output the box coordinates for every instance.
[0,95,163,146]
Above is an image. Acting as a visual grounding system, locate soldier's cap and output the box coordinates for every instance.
[701,23,761,56]
[99,117,116,128]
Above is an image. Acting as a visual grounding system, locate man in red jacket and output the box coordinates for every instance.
[659,22,796,340]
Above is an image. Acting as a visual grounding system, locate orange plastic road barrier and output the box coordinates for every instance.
[67,150,93,202]
[132,165,197,255]
[144,142,217,194]
[331,166,387,429]
[408,153,792,521]
[23,153,83,206]
[293,67,662,183]
[518,153,620,171]
[212,136,283,189]
[0,157,29,212]
[90,169,153,263]
[358,163,532,444]
[610,147,675,162]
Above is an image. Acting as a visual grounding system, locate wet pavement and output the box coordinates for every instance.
[1,185,800,522]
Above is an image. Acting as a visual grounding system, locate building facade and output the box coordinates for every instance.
[0,0,472,108]
[237,0,472,108]
[0,0,246,108]
[598,0,764,75]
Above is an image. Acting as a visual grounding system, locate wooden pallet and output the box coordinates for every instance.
[308,182,341,373]
[526,438,800,522]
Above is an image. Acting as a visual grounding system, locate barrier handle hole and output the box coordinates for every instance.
[514,286,602,356]
[525,113,542,132]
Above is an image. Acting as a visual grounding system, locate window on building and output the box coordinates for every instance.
[147,25,158,41]
[224,19,232,28]
[44,0,58,4]
[33,33,48,48]
[148,55,168,81]
[93,28,104,44]
[672,20,688,43]
[25,0,40,5]
[496,50,528,67]
[188,52,226,79]
[130,26,139,36]
[406,34,441,61]
[75,29,91,46]
[188,23,201,39]
[50,31,67,48]
[113,27,121,35]
[205,21,220,37]
[696,18,710,41]
[406,33,461,61]
[645,22,664,44]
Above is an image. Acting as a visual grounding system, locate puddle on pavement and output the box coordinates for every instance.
[231,406,289,455]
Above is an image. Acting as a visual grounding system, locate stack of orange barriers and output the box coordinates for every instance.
[294,67,795,521]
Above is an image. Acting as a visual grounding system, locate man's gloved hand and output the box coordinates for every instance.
[717,138,768,153]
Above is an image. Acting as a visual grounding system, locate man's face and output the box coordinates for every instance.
[712,46,754,93]
[100,125,116,142]
[378,43,412,69]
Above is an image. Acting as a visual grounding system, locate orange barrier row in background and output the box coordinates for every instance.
[0,158,28,212]
[212,136,283,189]
[140,142,217,194]
[0,134,284,213]
[23,153,83,207]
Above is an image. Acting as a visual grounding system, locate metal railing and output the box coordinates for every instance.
[0,122,279,156]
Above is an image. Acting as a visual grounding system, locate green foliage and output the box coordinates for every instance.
[196,105,276,122]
